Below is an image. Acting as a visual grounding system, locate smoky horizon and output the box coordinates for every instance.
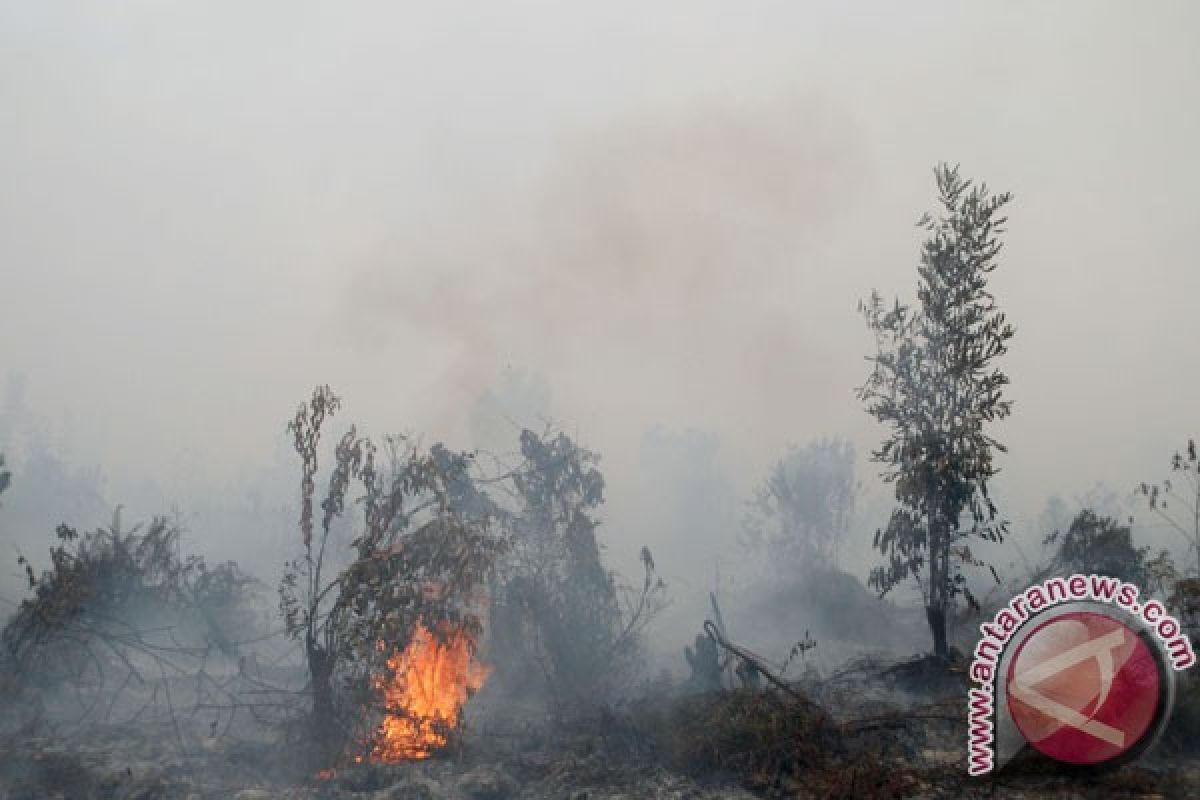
[1,2,1198,665]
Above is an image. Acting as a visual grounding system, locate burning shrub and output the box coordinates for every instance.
[279,386,506,765]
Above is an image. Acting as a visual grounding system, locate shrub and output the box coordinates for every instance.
[2,511,260,687]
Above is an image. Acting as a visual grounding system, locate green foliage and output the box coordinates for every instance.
[858,163,1014,657]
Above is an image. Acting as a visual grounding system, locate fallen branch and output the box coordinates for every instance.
[701,620,810,705]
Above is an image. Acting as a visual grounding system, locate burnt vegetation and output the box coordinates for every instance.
[1,165,1198,799]
[277,384,506,764]
[490,427,667,716]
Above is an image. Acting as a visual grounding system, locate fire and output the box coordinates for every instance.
[370,623,490,762]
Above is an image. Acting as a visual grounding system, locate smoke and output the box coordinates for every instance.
[2,0,1199,676]
[339,94,867,444]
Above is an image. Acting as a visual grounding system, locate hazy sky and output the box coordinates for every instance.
[2,2,1198,558]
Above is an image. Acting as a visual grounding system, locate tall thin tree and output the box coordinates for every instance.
[858,163,1014,659]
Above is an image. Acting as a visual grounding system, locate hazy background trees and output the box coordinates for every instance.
[742,437,857,574]
[1138,441,1200,639]
[1139,440,1200,579]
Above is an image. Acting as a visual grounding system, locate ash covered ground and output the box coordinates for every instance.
[2,648,1199,799]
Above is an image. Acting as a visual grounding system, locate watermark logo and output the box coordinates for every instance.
[967,575,1195,776]
[1007,611,1160,764]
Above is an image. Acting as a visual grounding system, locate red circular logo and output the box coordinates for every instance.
[1006,611,1161,765]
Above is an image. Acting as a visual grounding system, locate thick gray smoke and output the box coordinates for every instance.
[1,2,1198,671]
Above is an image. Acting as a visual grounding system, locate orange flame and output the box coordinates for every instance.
[370,623,490,761]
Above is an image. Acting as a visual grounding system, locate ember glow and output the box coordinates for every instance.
[370,623,490,762]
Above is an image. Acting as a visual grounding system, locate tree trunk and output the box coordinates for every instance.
[926,604,949,660]
[306,634,338,757]
[925,499,950,661]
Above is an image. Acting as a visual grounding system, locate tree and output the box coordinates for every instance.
[858,163,1014,660]
[279,386,505,760]
[1042,509,1152,586]
[492,427,664,710]
[1042,510,1198,641]
[1138,439,1200,578]
[742,437,857,572]
[4,511,260,690]
[1138,439,1200,639]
